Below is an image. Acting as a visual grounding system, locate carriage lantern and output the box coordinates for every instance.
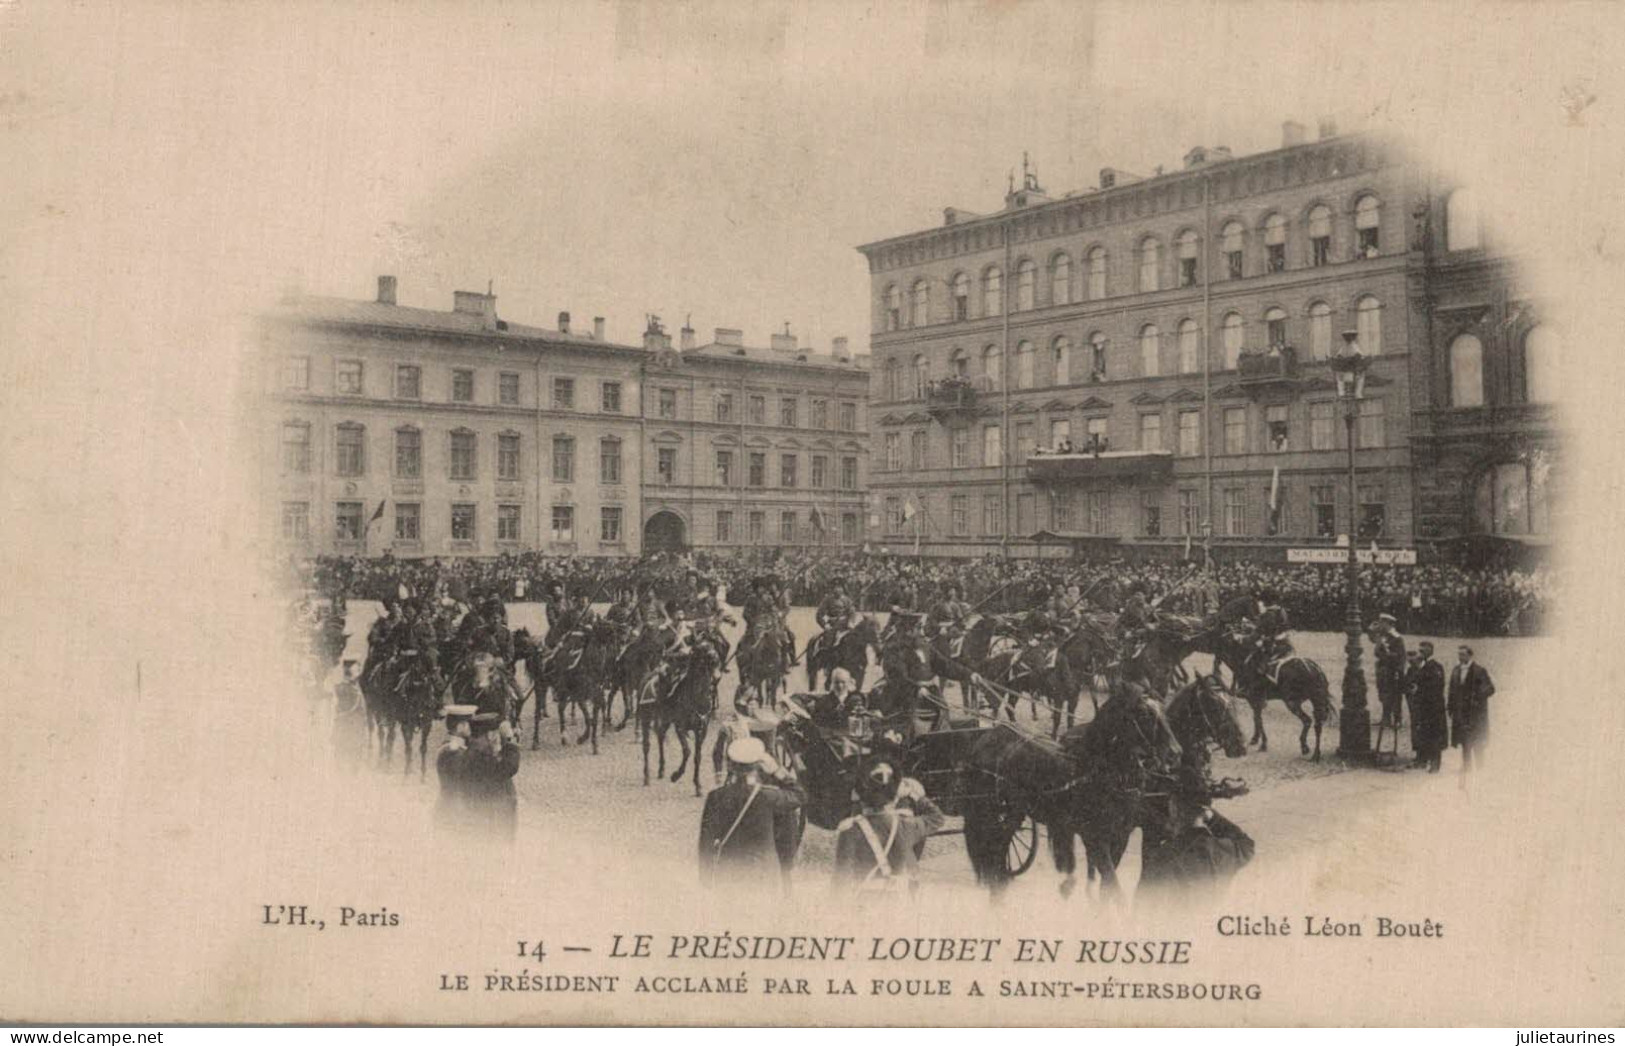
[1331,331,1373,760]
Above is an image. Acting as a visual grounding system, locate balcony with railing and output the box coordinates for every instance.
[1235,345,1301,395]
[1026,435,1175,483]
[924,375,990,422]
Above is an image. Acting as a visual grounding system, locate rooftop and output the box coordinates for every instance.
[267,292,641,352]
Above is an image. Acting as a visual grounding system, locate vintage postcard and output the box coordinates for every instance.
[2,0,1622,1028]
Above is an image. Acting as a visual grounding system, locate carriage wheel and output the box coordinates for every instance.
[1005,814,1040,877]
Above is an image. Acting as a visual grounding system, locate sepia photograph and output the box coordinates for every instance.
[2,0,1623,1030]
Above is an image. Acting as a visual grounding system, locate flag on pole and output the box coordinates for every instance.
[1183,532,1192,561]
[809,506,825,532]
[902,498,917,521]
[1267,466,1281,536]
[369,499,386,524]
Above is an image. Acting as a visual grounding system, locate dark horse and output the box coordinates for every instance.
[1214,632,1336,760]
[806,615,882,692]
[609,624,665,731]
[639,639,719,796]
[551,619,617,754]
[734,625,788,713]
[931,615,1016,712]
[512,628,549,749]
[384,656,442,781]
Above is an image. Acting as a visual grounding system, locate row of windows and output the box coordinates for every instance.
[1447,326,1559,407]
[662,448,862,490]
[714,509,862,545]
[888,486,1389,541]
[285,357,626,413]
[880,296,1386,398]
[281,501,626,545]
[280,423,629,484]
[654,387,862,431]
[880,400,1387,469]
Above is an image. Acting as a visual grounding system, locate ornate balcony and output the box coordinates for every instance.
[1026,446,1175,484]
[1235,346,1301,395]
[924,375,989,422]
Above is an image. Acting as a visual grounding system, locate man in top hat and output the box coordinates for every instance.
[1447,644,1496,776]
[437,711,522,839]
[1370,613,1408,729]
[697,736,806,887]
[1408,641,1449,772]
[832,756,945,895]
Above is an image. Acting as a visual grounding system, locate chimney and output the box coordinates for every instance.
[376,275,397,306]
[557,311,571,334]
[714,328,744,347]
[770,330,798,353]
[643,327,671,353]
[832,336,850,361]
[452,290,498,330]
[680,324,696,351]
[1282,120,1306,148]
[1317,117,1338,140]
[1099,167,1116,189]
[592,316,605,341]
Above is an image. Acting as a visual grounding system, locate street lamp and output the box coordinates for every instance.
[1329,330,1372,760]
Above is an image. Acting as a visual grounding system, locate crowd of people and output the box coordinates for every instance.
[285,548,1557,638]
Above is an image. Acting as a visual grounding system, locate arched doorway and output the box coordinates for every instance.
[644,510,687,554]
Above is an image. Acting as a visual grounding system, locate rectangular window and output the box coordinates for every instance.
[1142,492,1162,537]
[282,423,311,474]
[452,369,474,403]
[601,381,622,413]
[1086,416,1109,445]
[951,428,970,468]
[884,432,901,471]
[492,433,518,481]
[1310,401,1336,451]
[1139,413,1162,452]
[1177,410,1200,457]
[810,455,828,489]
[450,503,476,542]
[884,497,903,535]
[749,396,766,425]
[335,501,364,542]
[1357,399,1386,448]
[550,505,574,543]
[1015,422,1035,461]
[951,495,969,535]
[716,510,733,543]
[1016,492,1036,535]
[780,398,798,428]
[1223,407,1247,455]
[657,447,677,485]
[715,392,734,423]
[716,450,733,487]
[1312,485,1337,538]
[601,506,623,544]
[841,513,858,543]
[658,388,677,419]
[445,433,475,483]
[552,377,575,409]
[840,456,858,490]
[393,365,420,400]
[1224,488,1246,537]
[1226,250,1244,280]
[748,511,765,543]
[982,494,1003,536]
[335,425,365,477]
[1179,490,1198,535]
[283,356,310,391]
[1266,404,1290,452]
[811,399,829,429]
[1087,491,1109,535]
[498,504,521,542]
[1359,485,1386,538]
[600,439,622,485]
[1049,419,1071,449]
[982,424,1002,467]
[780,454,797,488]
[748,452,766,487]
[336,360,363,396]
[779,510,797,543]
[281,501,310,542]
[910,430,927,469]
[499,371,520,406]
[394,502,420,542]
[1052,490,1072,532]
[551,436,574,483]
[839,402,857,431]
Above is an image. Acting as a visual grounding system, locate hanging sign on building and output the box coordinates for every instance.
[1287,547,1417,565]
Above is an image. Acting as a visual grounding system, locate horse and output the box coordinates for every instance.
[609,624,665,731]
[931,615,1017,712]
[639,639,719,796]
[512,628,551,748]
[1213,631,1336,760]
[384,656,442,781]
[1054,619,1117,718]
[1117,614,1215,700]
[734,625,788,713]
[807,614,882,692]
[551,619,617,754]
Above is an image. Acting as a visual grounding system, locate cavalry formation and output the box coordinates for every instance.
[296,560,1340,895]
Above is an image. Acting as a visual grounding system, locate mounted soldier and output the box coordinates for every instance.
[1116,582,1160,660]
[878,611,942,737]
[742,575,795,664]
[926,583,972,655]
[807,582,859,673]
[1244,594,1294,685]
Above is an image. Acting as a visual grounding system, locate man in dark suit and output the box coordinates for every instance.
[1371,613,1408,729]
[1409,641,1449,773]
[697,737,806,888]
[1448,644,1496,775]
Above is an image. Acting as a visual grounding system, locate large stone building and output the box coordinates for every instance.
[638,323,871,554]
[857,121,1557,561]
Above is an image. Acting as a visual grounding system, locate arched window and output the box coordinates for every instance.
[1262,213,1288,272]
[1356,295,1383,355]
[1450,334,1485,407]
[983,266,1003,316]
[950,347,970,378]
[1176,230,1200,287]
[1050,253,1071,306]
[1308,301,1333,360]
[1221,221,1246,279]
[1447,189,1480,251]
[1015,341,1035,389]
[983,344,1003,390]
[1086,247,1108,300]
[1015,259,1036,311]
[1177,319,1200,374]
[1475,461,1551,536]
[1051,335,1072,386]
[1221,312,1245,370]
[913,354,930,399]
[1524,325,1558,403]
[1088,331,1108,380]
[911,279,930,327]
[884,285,902,331]
[951,272,971,321]
[1308,204,1333,266]
[1264,306,1287,349]
[1138,237,1161,292]
[1354,194,1381,256]
[1140,324,1161,378]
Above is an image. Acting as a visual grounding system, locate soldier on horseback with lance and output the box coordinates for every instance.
[808,581,859,669]
[742,575,796,666]
[926,583,972,654]
[1242,590,1294,685]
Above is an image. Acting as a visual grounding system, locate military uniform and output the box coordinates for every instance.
[697,774,807,884]
[435,714,521,839]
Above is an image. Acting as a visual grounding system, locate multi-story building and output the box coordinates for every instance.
[259,277,649,558]
[638,322,871,553]
[858,121,1556,561]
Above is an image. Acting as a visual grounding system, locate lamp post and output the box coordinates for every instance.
[1330,331,1372,760]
